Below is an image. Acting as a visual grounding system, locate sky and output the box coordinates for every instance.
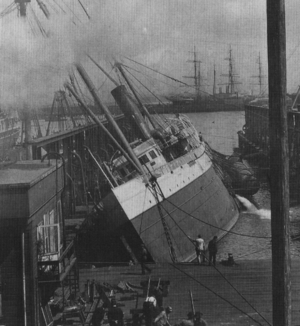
[0,0,299,111]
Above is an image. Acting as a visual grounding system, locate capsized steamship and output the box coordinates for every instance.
[70,62,240,263]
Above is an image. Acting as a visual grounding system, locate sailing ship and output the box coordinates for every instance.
[65,61,240,263]
[150,46,244,114]
[0,109,20,161]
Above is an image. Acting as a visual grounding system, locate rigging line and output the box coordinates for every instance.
[0,2,16,17]
[209,263,272,326]
[148,184,183,256]
[123,63,195,97]
[170,263,266,326]
[119,68,172,128]
[77,0,90,19]
[29,4,48,37]
[61,0,83,24]
[43,0,60,14]
[123,64,184,92]
[147,184,177,262]
[97,67,115,91]
[164,197,271,239]
[159,200,195,249]
[51,0,67,14]
[234,245,272,260]
[123,66,168,107]
[26,14,38,37]
[138,191,147,236]
[123,58,234,102]
[124,56,193,87]
[121,68,170,130]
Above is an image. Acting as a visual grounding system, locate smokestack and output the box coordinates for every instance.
[111,85,152,140]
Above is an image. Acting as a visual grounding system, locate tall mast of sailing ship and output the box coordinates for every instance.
[251,53,266,96]
[267,0,291,325]
[222,45,241,94]
[183,46,202,100]
[213,64,216,95]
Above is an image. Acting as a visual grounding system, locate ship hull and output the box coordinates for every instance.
[102,149,239,262]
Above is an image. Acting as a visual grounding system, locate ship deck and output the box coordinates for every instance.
[78,259,300,326]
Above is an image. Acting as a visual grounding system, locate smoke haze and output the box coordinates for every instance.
[0,0,300,111]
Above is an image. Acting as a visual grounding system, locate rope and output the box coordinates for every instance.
[138,191,147,236]
[164,197,271,239]
[147,183,178,262]
[170,264,267,326]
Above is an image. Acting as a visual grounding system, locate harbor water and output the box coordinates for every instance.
[172,111,300,262]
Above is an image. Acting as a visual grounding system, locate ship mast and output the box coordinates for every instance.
[183,46,202,100]
[251,53,266,96]
[221,45,241,94]
[213,64,216,95]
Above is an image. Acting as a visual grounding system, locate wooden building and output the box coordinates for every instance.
[0,159,78,326]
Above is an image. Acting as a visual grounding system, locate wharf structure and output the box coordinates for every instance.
[238,104,300,201]
[0,112,127,326]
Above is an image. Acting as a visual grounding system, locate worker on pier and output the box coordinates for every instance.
[154,306,172,326]
[152,285,164,309]
[194,312,208,326]
[208,236,218,266]
[107,299,124,326]
[188,235,206,264]
[178,312,195,326]
[178,312,207,326]
[143,296,157,326]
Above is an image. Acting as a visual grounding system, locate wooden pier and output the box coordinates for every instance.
[238,104,300,201]
[78,259,300,326]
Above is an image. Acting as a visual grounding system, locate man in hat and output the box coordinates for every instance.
[154,306,172,326]
[141,244,152,275]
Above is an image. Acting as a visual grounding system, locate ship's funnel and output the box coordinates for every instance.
[111,85,152,140]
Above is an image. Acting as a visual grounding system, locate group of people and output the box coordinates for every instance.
[188,235,218,266]
[142,283,208,326]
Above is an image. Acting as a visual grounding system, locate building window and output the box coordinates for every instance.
[139,154,150,165]
[149,150,157,159]
[37,210,60,258]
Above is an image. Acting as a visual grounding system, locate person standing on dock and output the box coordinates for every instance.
[141,244,152,275]
[154,306,172,326]
[208,236,218,266]
[107,299,124,326]
[188,235,205,264]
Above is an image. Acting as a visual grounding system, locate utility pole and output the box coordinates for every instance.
[267,0,291,325]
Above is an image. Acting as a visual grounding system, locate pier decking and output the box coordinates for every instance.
[79,259,300,326]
